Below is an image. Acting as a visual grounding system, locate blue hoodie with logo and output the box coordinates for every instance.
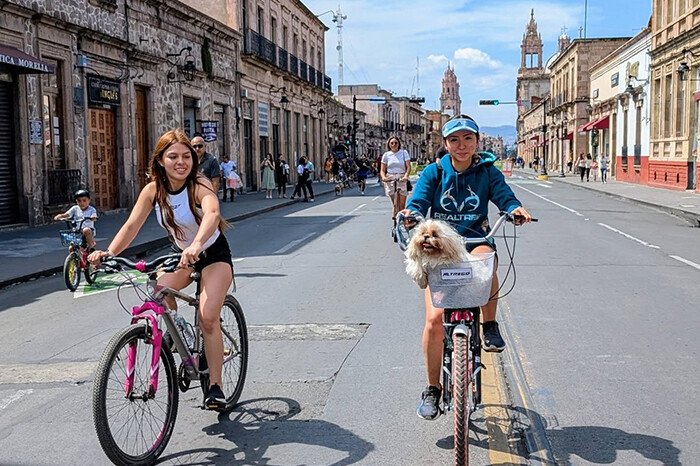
[406,152,521,237]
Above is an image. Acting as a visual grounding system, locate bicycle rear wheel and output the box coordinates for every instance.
[218,295,248,412]
[92,323,179,466]
[453,332,470,466]
[63,253,80,291]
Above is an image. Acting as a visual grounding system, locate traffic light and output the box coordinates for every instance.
[353,117,359,128]
[345,137,351,147]
[346,123,352,134]
[479,100,499,105]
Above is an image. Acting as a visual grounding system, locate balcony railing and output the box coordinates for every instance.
[47,169,81,205]
[278,48,288,71]
[244,29,276,65]
[242,28,331,93]
[289,54,298,75]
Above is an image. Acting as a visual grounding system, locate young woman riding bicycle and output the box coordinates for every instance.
[89,128,233,409]
[399,115,532,420]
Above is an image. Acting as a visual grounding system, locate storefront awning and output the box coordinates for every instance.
[590,115,610,130]
[529,134,540,141]
[0,45,55,74]
[577,120,595,132]
[559,132,574,140]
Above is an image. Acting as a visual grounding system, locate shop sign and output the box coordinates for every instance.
[258,103,269,137]
[200,120,218,142]
[0,45,55,74]
[87,77,121,106]
[29,119,42,144]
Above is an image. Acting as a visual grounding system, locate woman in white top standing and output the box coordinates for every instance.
[380,136,411,223]
[89,128,233,410]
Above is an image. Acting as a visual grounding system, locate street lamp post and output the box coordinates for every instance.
[560,114,568,177]
[539,98,548,179]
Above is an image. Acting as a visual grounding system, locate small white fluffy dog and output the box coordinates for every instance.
[405,219,468,289]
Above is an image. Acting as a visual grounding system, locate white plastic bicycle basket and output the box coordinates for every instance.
[427,252,495,308]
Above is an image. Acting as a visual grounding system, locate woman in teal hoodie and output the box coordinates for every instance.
[403,115,533,420]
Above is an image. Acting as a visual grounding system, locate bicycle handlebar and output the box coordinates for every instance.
[395,211,538,251]
[100,253,181,274]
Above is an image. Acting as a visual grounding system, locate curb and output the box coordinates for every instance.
[0,189,335,290]
[546,176,700,227]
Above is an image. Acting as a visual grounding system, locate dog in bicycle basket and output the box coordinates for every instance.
[405,219,469,289]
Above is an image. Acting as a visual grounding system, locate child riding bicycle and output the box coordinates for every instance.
[398,114,532,421]
[54,189,98,251]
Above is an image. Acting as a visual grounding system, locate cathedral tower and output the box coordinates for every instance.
[440,64,461,117]
[516,9,549,117]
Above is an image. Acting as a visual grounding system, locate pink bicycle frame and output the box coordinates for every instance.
[124,301,165,397]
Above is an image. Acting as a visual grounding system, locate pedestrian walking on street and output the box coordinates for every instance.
[435,146,448,165]
[290,156,309,201]
[577,153,586,181]
[219,154,236,202]
[260,154,276,199]
[356,153,371,194]
[591,156,599,182]
[275,155,289,198]
[585,154,592,182]
[88,128,233,410]
[380,136,411,227]
[324,155,333,183]
[192,135,221,195]
[567,155,573,173]
[599,153,610,183]
[305,158,315,202]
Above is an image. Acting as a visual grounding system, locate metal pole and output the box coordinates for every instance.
[541,99,548,176]
[352,95,357,159]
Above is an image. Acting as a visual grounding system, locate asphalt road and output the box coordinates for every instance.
[1,174,699,465]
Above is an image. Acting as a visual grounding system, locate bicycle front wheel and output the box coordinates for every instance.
[84,261,98,285]
[453,332,470,466]
[219,295,248,412]
[92,323,179,466]
[63,253,80,291]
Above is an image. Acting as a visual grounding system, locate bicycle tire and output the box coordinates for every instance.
[92,323,179,466]
[63,253,80,291]
[84,262,98,285]
[453,332,470,466]
[218,295,248,412]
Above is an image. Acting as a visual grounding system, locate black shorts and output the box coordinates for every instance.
[193,234,233,273]
[465,238,497,254]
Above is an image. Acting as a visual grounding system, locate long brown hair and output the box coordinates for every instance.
[148,128,227,242]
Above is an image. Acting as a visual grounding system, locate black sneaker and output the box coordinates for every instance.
[482,321,506,352]
[205,384,227,410]
[417,385,442,420]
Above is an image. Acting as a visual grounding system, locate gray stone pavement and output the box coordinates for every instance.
[0,181,340,289]
[514,168,700,227]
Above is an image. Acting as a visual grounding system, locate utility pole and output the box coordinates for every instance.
[539,98,549,180]
[317,6,347,92]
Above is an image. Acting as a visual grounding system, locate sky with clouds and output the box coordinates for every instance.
[304,1,652,128]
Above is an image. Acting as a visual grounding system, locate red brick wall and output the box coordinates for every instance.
[616,157,649,185]
[647,160,690,191]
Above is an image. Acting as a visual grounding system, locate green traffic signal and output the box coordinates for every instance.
[479,100,499,105]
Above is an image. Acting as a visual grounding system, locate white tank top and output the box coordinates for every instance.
[153,185,219,251]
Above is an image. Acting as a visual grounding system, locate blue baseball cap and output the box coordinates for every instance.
[442,118,479,138]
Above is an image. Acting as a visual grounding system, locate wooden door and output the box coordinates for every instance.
[89,108,118,211]
[135,86,150,190]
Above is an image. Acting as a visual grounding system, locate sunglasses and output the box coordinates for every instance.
[192,144,204,149]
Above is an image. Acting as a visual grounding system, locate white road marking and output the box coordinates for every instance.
[372,196,381,201]
[329,203,366,224]
[513,185,584,216]
[274,232,316,254]
[669,255,700,271]
[233,258,244,262]
[536,183,552,188]
[0,389,33,410]
[597,223,660,249]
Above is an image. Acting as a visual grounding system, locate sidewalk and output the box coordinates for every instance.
[0,181,339,289]
[514,168,700,226]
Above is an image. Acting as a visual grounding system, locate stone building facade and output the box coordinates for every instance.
[233,0,331,189]
[649,0,700,191]
[0,0,241,226]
